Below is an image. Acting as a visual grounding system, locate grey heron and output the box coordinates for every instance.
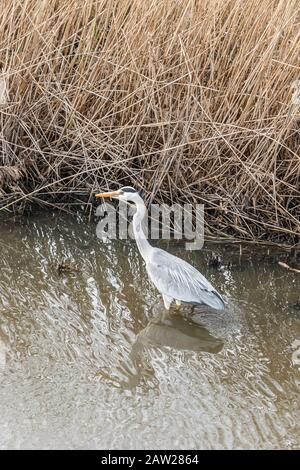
[96,187,225,311]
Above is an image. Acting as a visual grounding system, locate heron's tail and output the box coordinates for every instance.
[196,290,225,311]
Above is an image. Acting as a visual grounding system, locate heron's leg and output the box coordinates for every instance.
[175,299,181,309]
[162,294,173,310]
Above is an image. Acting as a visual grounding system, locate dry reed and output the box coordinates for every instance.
[0,0,299,243]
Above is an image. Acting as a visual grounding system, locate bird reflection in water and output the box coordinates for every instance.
[97,307,224,391]
[134,309,224,354]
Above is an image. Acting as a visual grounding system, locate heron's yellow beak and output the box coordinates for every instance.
[95,190,121,198]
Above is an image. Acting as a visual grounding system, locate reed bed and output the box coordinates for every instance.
[0,0,299,243]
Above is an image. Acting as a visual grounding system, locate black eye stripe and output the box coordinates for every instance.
[121,186,136,193]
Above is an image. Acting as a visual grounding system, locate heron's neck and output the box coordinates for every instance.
[132,199,152,262]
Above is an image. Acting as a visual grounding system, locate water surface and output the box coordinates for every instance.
[0,213,299,449]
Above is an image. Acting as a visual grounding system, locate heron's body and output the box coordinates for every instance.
[146,248,225,310]
[96,187,225,311]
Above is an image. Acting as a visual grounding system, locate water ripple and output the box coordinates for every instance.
[0,213,299,449]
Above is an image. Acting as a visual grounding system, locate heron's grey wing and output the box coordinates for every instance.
[146,248,225,310]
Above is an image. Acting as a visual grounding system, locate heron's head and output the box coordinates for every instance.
[95,186,141,203]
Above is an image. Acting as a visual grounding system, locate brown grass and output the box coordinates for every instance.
[0,0,299,243]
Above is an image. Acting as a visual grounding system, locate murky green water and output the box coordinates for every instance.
[0,213,299,449]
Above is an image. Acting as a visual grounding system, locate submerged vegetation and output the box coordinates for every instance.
[0,0,299,243]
